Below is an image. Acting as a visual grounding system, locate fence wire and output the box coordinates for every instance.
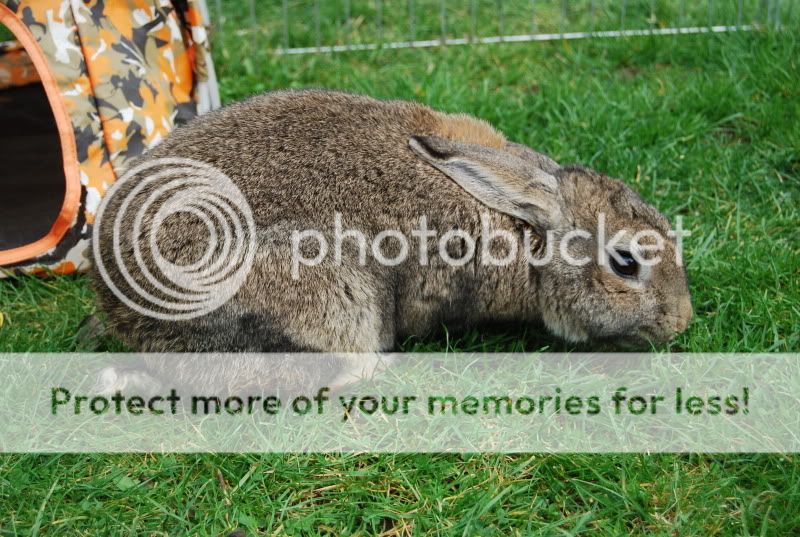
[210,1,796,55]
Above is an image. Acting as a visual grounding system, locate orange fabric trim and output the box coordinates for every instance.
[0,4,81,266]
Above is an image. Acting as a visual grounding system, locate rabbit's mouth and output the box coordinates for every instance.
[626,326,682,349]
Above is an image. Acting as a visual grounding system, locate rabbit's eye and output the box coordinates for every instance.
[610,250,639,279]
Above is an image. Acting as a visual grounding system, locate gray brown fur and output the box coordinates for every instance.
[92,90,692,392]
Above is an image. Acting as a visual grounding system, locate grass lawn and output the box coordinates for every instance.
[1,16,799,537]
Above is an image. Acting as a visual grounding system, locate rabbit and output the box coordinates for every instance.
[91,89,692,394]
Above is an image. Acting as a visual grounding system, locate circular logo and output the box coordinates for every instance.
[92,157,256,321]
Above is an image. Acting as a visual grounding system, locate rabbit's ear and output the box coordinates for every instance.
[409,135,563,230]
[504,142,560,175]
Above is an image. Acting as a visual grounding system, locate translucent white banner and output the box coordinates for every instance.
[0,353,797,452]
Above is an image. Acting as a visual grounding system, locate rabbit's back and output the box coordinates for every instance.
[141,89,505,227]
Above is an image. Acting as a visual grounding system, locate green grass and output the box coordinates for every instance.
[1,18,800,537]
[0,26,13,42]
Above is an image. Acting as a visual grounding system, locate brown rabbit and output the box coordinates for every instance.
[91,89,692,392]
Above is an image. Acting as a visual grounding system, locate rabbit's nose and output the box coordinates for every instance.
[675,296,693,333]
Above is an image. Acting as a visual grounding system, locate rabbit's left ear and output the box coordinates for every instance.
[409,135,563,231]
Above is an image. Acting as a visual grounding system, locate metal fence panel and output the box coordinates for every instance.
[211,1,795,55]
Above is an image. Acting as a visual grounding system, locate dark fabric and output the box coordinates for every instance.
[0,83,64,251]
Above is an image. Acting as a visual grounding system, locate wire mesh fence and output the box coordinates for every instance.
[209,1,796,55]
